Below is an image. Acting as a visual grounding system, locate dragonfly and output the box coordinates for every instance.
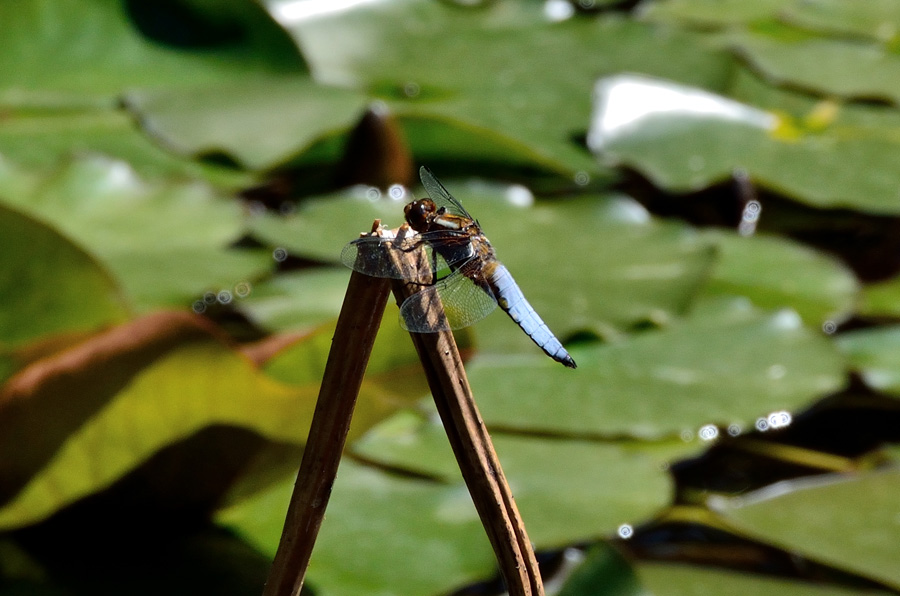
[341,166,576,369]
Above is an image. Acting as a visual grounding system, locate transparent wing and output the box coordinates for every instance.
[419,166,474,220]
[341,230,473,279]
[340,235,412,279]
[399,259,498,332]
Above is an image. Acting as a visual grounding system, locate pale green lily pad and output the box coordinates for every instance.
[589,74,900,214]
[636,562,894,596]
[0,155,271,310]
[217,458,495,596]
[0,0,304,107]
[0,203,130,348]
[700,230,859,328]
[835,326,900,395]
[355,410,697,548]
[710,468,900,590]
[252,180,717,353]
[469,300,845,439]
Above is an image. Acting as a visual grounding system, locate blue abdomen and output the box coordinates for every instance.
[488,264,576,368]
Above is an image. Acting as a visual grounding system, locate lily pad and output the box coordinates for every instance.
[0,0,305,107]
[639,0,785,27]
[238,268,351,332]
[495,435,692,546]
[835,325,900,395]
[355,410,696,548]
[699,230,859,328]
[469,299,845,439]
[0,155,271,311]
[0,111,252,186]
[635,561,895,596]
[710,468,900,589]
[589,74,900,214]
[0,202,130,348]
[731,31,900,104]
[780,0,900,42]
[558,544,644,596]
[123,78,369,170]
[858,276,900,318]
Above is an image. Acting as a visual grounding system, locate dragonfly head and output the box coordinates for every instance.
[404,198,437,233]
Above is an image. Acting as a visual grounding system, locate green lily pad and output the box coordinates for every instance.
[835,326,900,395]
[589,74,900,214]
[858,276,900,318]
[217,458,495,596]
[238,268,351,332]
[497,435,690,546]
[710,468,900,589]
[731,31,900,104]
[0,155,271,311]
[355,409,696,548]
[0,203,130,348]
[0,111,252,186]
[700,230,859,328]
[469,299,845,439]
[635,561,895,596]
[639,0,785,27]
[0,0,304,108]
[558,544,644,596]
[123,78,369,170]
[780,0,900,42]
[286,3,732,94]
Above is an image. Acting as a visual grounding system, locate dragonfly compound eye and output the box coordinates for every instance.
[404,199,437,232]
